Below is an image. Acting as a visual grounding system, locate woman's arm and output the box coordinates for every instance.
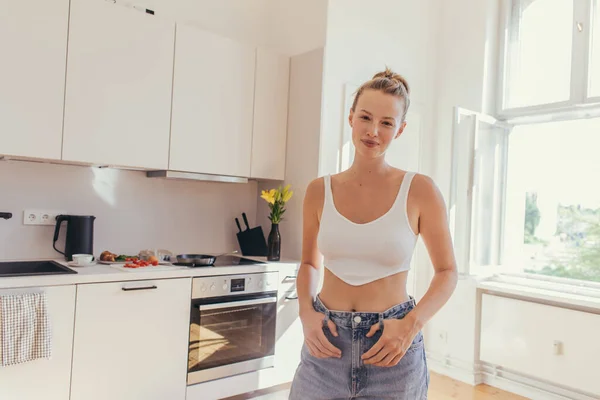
[404,174,458,331]
[296,178,324,317]
[296,178,341,358]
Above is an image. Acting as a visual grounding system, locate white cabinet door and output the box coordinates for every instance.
[274,265,303,384]
[62,0,174,169]
[0,285,76,400]
[250,48,290,180]
[169,24,255,177]
[70,278,191,400]
[0,0,68,160]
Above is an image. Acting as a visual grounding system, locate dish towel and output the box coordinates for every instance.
[0,291,52,367]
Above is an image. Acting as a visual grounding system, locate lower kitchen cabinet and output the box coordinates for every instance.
[70,278,192,400]
[274,265,303,383]
[0,285,76,400]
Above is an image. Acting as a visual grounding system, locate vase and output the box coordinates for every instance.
[267,223,281,261]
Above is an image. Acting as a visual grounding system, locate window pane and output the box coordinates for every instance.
[450,110,477,273]
[506,0,574,108]
[590,0,600,97]
[471,121,508,268]
[503,118,600,282]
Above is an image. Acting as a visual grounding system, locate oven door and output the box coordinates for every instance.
[187,293,277,385]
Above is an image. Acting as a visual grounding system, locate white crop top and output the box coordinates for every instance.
[317,172,418,286]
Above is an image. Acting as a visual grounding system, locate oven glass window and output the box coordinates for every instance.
[189,298,276,372]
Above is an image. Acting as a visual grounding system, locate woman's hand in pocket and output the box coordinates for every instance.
[362,316,418,367]
[300,309,342,359]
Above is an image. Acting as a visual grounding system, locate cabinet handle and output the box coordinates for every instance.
[283,275,297,281]
[122,285,157,291]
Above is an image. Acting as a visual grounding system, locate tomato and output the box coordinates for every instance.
[151,261,158,266]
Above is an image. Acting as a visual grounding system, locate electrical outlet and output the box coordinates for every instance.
[23,209,66,226]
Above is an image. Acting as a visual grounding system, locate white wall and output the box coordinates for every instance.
[0,161,258,261]
[148,0,328,56]
[424,0,501,375]
[143,0,271,48]
[319,0,440,178]
[265,0,328,56]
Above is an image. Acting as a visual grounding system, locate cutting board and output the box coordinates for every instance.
[109,264,186,273]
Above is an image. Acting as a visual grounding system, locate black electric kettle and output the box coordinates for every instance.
[53,215,96,261]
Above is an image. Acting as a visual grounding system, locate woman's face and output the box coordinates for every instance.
[349,89,407,159]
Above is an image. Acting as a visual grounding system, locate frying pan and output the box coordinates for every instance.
[173,251,237,266]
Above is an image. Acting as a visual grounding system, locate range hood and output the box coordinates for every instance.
[146,170,248,184]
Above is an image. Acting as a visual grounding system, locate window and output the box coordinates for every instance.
[499,0,598,115]
[451,110,600,283]
[504,118,600,282]
[504,0,575,109]
[449,108,510,274]
[449,0,600,284]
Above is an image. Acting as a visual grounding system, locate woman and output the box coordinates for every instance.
[289,68,458,399]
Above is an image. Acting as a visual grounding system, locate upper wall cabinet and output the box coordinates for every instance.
[62,0,174,169]
[0,0,69,160]
[169,24,256,177]
[250,48,290,180]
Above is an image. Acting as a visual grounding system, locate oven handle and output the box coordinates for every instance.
[198,296,277,311]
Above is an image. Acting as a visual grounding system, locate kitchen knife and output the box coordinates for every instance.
[242,212,250,231]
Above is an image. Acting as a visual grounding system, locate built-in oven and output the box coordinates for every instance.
[187,271,279,385]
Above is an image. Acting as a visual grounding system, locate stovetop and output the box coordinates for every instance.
[213,255,264,266]
[172,255,264,268]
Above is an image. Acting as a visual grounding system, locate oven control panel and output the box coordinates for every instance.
[191,272,279,299]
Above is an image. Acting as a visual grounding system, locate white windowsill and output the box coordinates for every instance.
[476,274,600,311]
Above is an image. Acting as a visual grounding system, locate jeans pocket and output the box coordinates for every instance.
[406,331,424,354]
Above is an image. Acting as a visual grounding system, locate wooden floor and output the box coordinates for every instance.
[428,373,528,400]
[225,373,529,400]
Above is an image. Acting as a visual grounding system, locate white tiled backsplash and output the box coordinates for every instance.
[0,160,259,261]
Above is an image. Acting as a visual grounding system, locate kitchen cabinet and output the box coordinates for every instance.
[62,0,174,169]
[169,24,256,177]
[274,265,303,383]
[0,0,69,160]
[0,285,76,400]
[70,278,191,400]
[250,49,290,180]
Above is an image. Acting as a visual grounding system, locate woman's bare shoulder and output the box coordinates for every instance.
[304,177,326,206]
[409,173,446,210]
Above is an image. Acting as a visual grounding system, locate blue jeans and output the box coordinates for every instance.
[289,296,429,399]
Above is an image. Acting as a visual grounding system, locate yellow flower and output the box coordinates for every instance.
[279,184,292,202]
[261,190,275,204]
[282,189,293,203]
[260,184,293,223]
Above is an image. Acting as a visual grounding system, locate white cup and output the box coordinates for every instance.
[72,254,94,266]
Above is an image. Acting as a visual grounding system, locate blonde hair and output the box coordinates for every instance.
[351,67,411,121]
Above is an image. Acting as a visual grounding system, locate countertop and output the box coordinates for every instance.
[0,256,300,289]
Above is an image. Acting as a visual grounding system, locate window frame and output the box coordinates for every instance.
[450,107,513,276]
[497,0,599,118]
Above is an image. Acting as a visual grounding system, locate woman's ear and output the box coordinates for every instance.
[395,121,407,139]
[348,108,354,128]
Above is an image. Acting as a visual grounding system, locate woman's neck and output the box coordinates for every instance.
[347,154,391,180]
